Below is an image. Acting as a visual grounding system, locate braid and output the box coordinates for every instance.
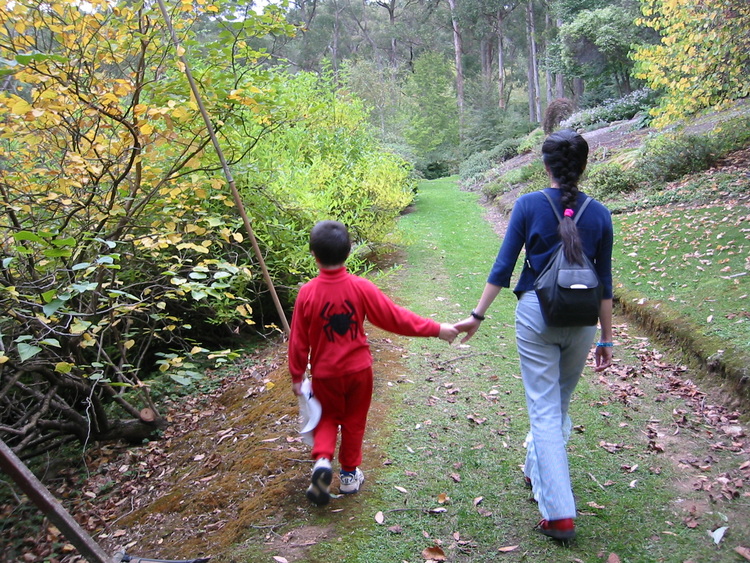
[542,130,589,265]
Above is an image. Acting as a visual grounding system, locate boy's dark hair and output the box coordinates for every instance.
[310,220,351,266]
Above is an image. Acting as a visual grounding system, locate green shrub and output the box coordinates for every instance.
[711,115,750,155]
[489,138,521,161]
[637,133,718,184]
[481,180,507,199]
[459,138,521,184]
[586,162,641,198]
[459,151,493,183]
[517,128,545,153]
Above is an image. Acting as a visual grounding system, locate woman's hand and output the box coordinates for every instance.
[292,382,303,396]
[594,345,612,372]
[454,316,482,343]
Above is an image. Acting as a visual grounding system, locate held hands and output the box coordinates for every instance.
[453,316,482,344]
[438,323,460,344]
[292,381,302,396]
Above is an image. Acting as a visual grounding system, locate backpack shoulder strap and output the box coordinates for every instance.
[540,190,591,225]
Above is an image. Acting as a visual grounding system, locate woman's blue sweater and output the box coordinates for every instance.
[487,188,614,299]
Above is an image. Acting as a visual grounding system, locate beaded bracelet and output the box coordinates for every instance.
[596,342,614,347]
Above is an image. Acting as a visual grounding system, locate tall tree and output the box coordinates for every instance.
[526,0,542,122]
[446,0,466,135]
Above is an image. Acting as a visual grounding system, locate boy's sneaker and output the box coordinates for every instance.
[339,468,365,494]
[306,458,332,506]
[535,518,576,541]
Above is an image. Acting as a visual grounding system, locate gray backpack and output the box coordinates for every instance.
[533,191,603,327]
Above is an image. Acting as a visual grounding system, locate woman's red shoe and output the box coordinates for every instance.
[536,518,576,540]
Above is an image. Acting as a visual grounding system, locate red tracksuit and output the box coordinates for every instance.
[289,266,440,470]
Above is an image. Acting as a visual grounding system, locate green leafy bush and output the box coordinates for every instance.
[482,160,547,199]
[517,128,546,153]
[637,133,718,183]
[490,138,521,162]
[459,138,521,185]
[585,162,641,198]
[460,151,493,184]
[711,115,750,155]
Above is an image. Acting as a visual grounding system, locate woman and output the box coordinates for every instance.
[455,129,614,540]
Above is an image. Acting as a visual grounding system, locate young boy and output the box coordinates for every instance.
[289,220,458,505]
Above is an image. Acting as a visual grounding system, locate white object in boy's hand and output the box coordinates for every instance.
[298,377,321,446]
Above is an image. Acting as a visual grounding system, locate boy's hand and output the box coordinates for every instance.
[454,316,482,343]
[292,382,303,396]
[438,323,459,344]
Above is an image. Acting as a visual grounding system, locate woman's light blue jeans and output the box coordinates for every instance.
[515,291,597,521]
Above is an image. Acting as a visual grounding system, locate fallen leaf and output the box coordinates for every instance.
[607,554,621,563]
[587,501,606,510]
[395,486,408,494]
[375,511,385,524]
[428,507,447,514]
[387,525,402,534]
[498,545,519,553]
[437,493,449,504]
[473,496,483,506]
[273,557,288,563]
[449,473,461,483]
[684,517,699,529]
[422,545,446,561]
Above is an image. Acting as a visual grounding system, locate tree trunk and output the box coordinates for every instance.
[331,0,340,74]
[555,17,565,99]
[481,36,493,92]
[527,56,537,122]
[375,0,398,67]
[526,0,541,123]
[447,0,465,137]
[573,77,585,106]
[496,8,506,109]
[544,11,553,104]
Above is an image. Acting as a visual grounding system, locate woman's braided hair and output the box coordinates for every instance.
[542,129,589,265]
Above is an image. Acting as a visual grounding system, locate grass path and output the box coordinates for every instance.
[24,177,749,563]
[308,177,750,562]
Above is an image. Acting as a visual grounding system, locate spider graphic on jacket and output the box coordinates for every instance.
[320,300,359,342]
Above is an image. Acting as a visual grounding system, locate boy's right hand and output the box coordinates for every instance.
[438,323,459,344]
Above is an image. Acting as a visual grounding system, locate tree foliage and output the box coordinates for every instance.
[0,0,414,458]
[633,0,750,126]
[558,5,642,98]
[401,51,460,176]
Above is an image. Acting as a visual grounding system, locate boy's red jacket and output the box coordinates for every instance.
[288,267,441,383]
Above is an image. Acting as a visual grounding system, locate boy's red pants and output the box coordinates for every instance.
[311,367,373,472]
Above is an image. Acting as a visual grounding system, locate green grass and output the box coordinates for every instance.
[612,200,750,354]
[301,177,750,562]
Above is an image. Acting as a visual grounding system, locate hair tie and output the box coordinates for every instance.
[564,208,575,218]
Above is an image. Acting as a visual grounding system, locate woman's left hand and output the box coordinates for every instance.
[594,345,612,372]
